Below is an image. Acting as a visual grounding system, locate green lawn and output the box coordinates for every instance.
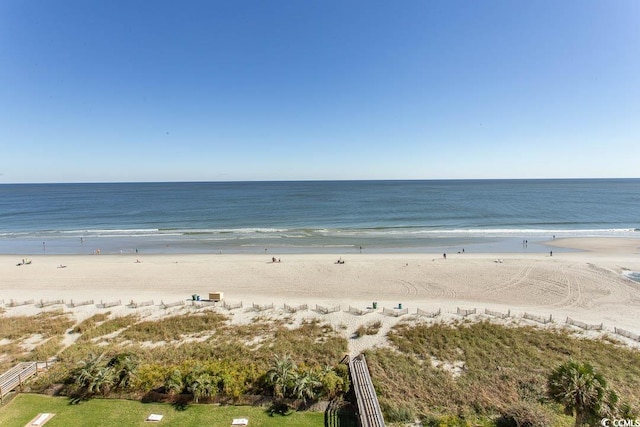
[0,394,324,427]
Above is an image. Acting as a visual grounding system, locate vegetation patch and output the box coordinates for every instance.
[0,310,73,371]
[7,309,639,426]
[354,320,382,338]
[120,311,227,342]
[24,313,349,409]
[75,314,139,343]
[70,312,110,334]
[366,321,640,424]
[30,336,64,362]
[0,309,72,340]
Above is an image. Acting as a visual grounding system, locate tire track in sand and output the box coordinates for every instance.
[395,279,419,298]
[484,261,536,294]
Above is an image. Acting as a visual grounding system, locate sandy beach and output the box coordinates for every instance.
[2,237,640,354]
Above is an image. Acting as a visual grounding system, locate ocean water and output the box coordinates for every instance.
[0,179,638,255]
[623,271,640,283]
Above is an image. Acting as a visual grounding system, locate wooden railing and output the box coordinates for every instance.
[348,306,374,316]
[523,312,553,324]
[349,354,386,427]
[485,308,510,319]
[96,300,122,309]
[566,317,603,331]
[416,308,441,318]
[614,327,640,342]
[315,304,340,314]
[283,303,308,313]
[0,362,37,403]
[382,307,408,317]
[252,303,274,312]
[456,307,477,317]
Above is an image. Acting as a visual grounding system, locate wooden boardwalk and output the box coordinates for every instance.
[0,362,37,402]
[349,354,386,427]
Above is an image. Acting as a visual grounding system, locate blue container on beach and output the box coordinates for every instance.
[398,303,402,309]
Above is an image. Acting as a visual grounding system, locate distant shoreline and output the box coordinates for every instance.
[1,233,638,256]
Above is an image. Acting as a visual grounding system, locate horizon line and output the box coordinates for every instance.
[1,177,639,185]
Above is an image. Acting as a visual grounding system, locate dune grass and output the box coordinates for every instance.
[354,320,382,338]
[75,314,139,343]
[0,394,323,427]
[365,320,640,424]
[0,309,72,341]
[70,312,110,334]
[120,311,227,342]
[57,314,347,369]
[0,310,73,371]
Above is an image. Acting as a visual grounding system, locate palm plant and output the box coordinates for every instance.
[187,371,216,403]
[87,365,114,396]
[73,352,106,390]
[72,352,142,397]
[165,369,184,395]
[548,360,615,427]
[107,353,138,390]
[293,370,321,403]
[266,354,297,399]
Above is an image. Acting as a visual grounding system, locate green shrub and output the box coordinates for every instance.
[134,363,169,392]
[380,399,415,423]
[496,402,553,427]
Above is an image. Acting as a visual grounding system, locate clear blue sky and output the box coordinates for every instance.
[1,0,638,183]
